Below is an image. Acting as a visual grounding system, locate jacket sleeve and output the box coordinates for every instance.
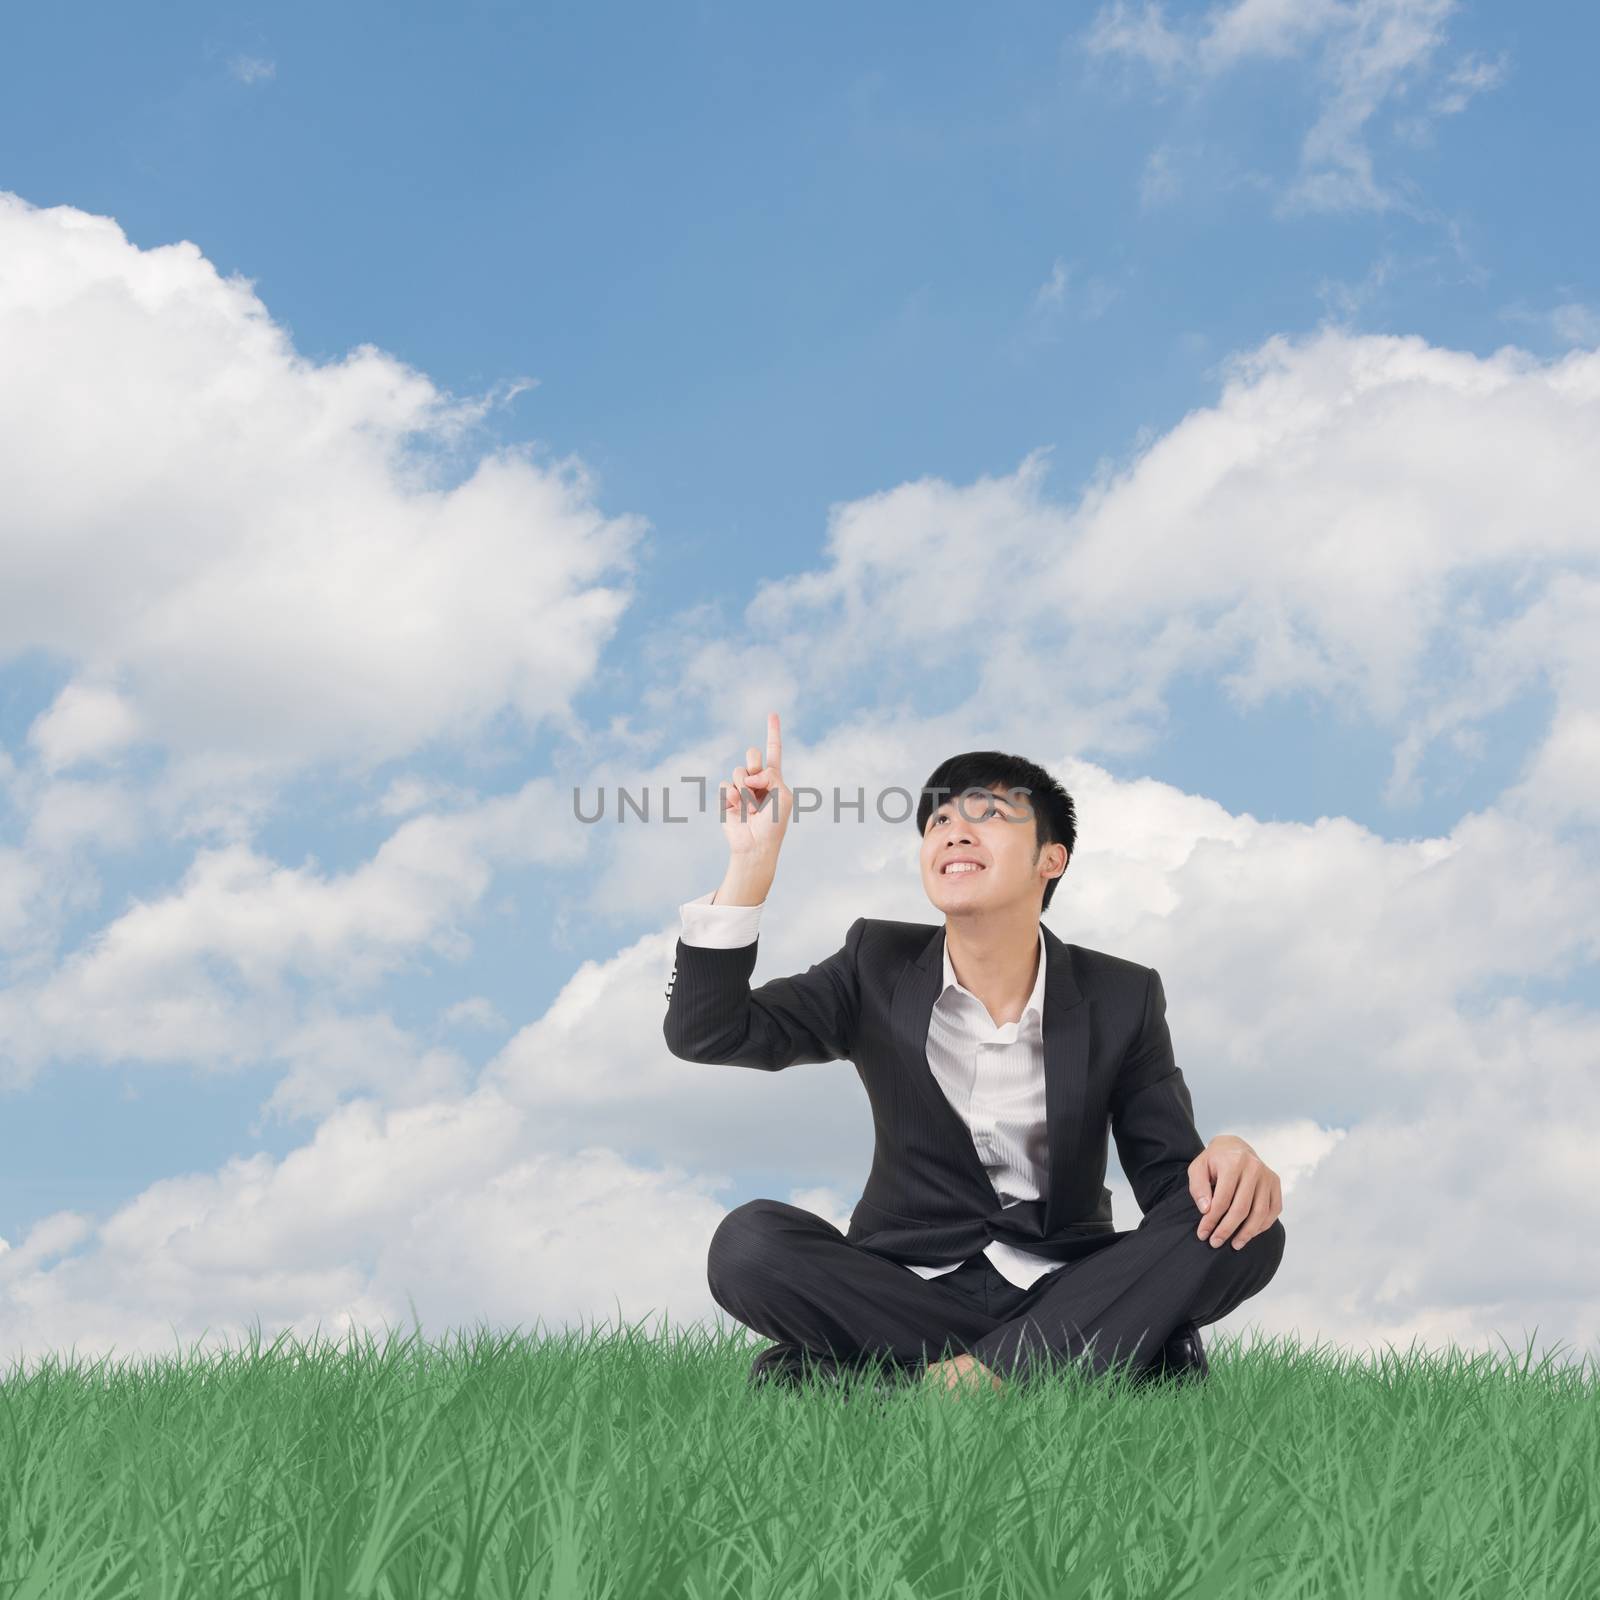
[1109,966,1207,1216]
[662,917,867,1070]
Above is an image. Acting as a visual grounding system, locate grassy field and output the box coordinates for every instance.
[0,1315,1595,1599]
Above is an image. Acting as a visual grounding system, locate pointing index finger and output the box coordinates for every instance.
[766,711,782,773]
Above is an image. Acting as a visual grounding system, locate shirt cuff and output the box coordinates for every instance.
[679,889,763,948]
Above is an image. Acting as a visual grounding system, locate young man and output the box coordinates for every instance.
[664,712,1285,1399]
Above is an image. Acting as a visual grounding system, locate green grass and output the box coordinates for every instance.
[0,1313,1595,1599]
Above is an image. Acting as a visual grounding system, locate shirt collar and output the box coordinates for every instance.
[939,924,1047,1029]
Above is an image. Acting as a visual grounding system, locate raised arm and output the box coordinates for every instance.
[664,914,867,1069]
[662,712,865,1068]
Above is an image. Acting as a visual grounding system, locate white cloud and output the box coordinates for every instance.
[4,204,1599,1382]
[26,682,145,772]
[698,330,1600,826]
[0,191,641,817]
[0,190,643,1102]
[1033,258,1071,311]
[8,734,1599,1372]
[228,55,276,85]
[1082,0,1192,75]
[0,1090,741,1368]
[0,776,592,1111]
[1084,0,1504,215]
[1549,304,1600,347]
[1432,49,1507,114]
[1500,298,1600,352]
[1023,258,1122,345]
[1140,143,1181,208]
[1314,251,1398,322]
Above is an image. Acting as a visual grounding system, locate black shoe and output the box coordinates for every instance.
[747,1341,904,1401]
[748,1340,840,1390]
[1155,1319,1209,1386]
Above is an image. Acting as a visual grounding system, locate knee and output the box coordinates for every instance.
[1194,1215,1285,1280]
[1236,1217,1286,1285]
[706,1198,788,1296]
[1260,1217,1286,1277]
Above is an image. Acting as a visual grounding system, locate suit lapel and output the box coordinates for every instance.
[889,928,992,1202]
[1038,921,1089,1234]
[889,921,1089,1234]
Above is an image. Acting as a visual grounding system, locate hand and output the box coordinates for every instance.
[719,711,794,866]
[1189,1135,1282,1251]
[922,1353,1006,1395]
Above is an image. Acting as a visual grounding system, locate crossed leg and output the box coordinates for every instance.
[708,1199,1001,1377]
[707,1190,1286,1390]
[969,1186,1286,1385]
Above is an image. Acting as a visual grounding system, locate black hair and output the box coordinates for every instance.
[914,751,1076,913]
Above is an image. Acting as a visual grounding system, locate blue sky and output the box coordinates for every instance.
[2,1,1598,1369]
[11,1,1588,625]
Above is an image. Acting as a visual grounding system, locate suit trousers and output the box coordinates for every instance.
[707,1185,1286,1387]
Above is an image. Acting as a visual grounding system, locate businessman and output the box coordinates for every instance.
[663,713,1285,1399]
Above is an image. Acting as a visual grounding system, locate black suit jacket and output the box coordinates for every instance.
[663,915,1207,1268]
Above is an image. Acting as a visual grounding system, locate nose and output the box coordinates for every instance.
[952,806,984,844]
[938,816,981,852]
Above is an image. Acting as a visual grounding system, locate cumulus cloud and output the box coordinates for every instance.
[0,777,594,1109]
[697,330,1600,826]
[0,192,642,809]
[580,326,1600,1367]
[8,736,1598,1371]
[0,1089,738,1366]
[3,196,1598,1378]
[0,188,643,1102]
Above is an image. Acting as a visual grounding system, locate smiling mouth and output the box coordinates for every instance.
[940,863,986,876]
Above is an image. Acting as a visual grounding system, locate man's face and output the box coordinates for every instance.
[920,783,1061,914]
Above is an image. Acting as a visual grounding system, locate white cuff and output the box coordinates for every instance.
[679,889,763,949]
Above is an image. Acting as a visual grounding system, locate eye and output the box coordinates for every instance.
[931,803,1000,829]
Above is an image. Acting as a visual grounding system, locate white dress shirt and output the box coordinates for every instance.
[676,892,1071,1291]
